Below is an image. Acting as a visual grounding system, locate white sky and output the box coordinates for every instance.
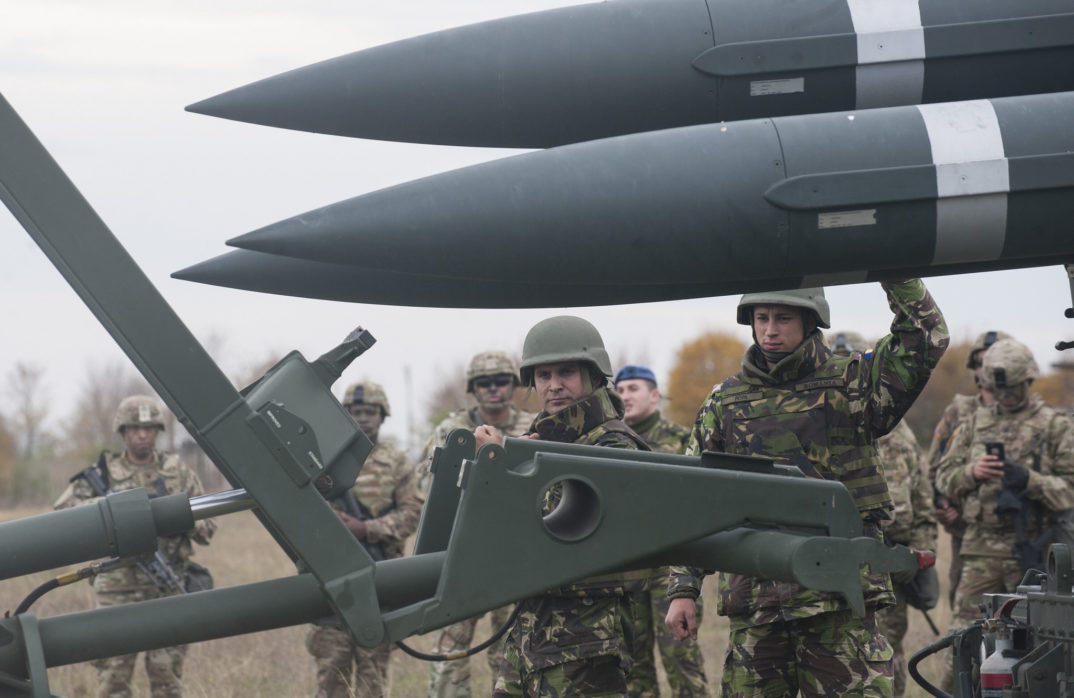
[2,1,1071,452]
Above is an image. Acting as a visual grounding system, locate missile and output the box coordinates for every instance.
[186,0,1074,148]
[175,249,1070,308]
[215,92,1074,299]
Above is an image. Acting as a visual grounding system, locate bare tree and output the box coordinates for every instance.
[6,362,50,460]
[62,360,151,462]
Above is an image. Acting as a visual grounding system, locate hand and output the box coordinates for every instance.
[665,598,698,641]
[339,511,368,540]
[473,425,504,448]
[1002,460,1029,490]
[934,500,961,527]
[972,454,1005,481]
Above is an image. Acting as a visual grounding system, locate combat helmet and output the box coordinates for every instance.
[736,288,831,329]
[466,350,520,393]
[966,330,1012,369]
[979,338,1039,390]
[519,316,612,387]
[342,381,391,417]
[112,395,166,433]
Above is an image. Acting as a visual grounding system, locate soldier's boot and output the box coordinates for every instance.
[145,644,186,698]
[428,615,480,698]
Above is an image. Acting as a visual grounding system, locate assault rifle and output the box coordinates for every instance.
[71,453,187,594]
[334,489,387,562]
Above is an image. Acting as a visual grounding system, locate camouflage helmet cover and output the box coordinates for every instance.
[736,287,831,328]
[979,338,1039,390]
[342,380,391,416]
[519,315,612,387]
[113,395,166,433]
[966,330,1012,368]
[466,350,520,393]
[829,330,868,357]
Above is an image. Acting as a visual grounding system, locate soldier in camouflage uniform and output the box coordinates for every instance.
[831,334,939,698]
[54,395,215,698]
[306,381,422,698]
[666,280,948,698]
[476,316,650,697]
[614,364,710,698]
[925,330,1007,605]
[935,339,1074,688]
[426,351,535,698]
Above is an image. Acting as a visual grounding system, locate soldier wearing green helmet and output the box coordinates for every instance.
[424,351,533,698]
[666,280,949,698]
[476,316,649,698]
[924,330,1010,607]
[307,380,421,698]
[935,338,1074,692]
[54,395,215,698]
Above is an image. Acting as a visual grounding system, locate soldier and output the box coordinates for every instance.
[832,332,938,698]
[426,351,535,698]
[614,364,710,698]
[926,330,1007,604]
[306,381,422,698]
[935,339,1074,671]
[476,316,649,697]
[54,395,215,698]
[665,280,948,698]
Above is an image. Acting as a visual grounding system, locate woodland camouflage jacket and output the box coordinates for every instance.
[669,279,948,629]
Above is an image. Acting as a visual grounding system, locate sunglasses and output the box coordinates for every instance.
[474,375,514,389]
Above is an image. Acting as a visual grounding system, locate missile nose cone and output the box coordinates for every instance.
[185,0,719,148]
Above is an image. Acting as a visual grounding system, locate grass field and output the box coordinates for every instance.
[1,506,954,697]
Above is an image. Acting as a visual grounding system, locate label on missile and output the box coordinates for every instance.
[750,78,805,96]
[817,209,877,228]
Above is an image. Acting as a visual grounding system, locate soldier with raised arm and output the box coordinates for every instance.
[665,281,948,698]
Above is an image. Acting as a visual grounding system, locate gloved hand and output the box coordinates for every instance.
[995,487,1023,516]
[1002,459,1029,490]
[892,565,917,585]
[902,567,940,611]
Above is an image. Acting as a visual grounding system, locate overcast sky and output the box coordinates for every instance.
[3,1,1071,451]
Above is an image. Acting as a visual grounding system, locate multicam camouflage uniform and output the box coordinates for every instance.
[935,396,1074,635]
[307,438,422,698]
[925,393,980,602]
[425,405,534,698]
[493,388,650,697]
[627,410,709,698]
[669,279,948,698]
[876,420,937,698]
[54,450,214,698]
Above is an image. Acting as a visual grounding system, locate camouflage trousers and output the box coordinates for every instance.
[722,608,892,698]
[493,594,633,697]
[941,555,1023,692]
[876,594,909,698]
[627,573,709,698]
[428,604,515,698]
[307,625,391,698]
[92,589,187,698]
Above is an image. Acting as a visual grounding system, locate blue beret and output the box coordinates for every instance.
[614,365,657,386]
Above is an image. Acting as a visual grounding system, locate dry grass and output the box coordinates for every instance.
[1,505,955,697]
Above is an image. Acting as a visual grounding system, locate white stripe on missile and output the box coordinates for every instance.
[848,0,924,107]
[916,100,1009,266]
